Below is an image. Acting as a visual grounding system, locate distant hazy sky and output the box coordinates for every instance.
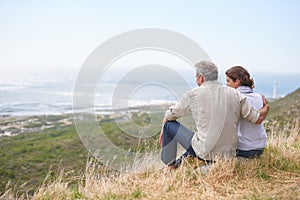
[1,0,300,74]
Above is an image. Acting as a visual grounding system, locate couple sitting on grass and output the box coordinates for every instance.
[159,61,269,169]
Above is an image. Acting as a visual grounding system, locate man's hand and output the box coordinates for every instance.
[162,116,168,124]
[261,94,269,107]
[255,94,270,124]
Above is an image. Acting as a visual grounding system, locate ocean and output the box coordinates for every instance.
[0,68,299,116]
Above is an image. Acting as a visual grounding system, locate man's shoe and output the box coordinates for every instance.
[167,158,182,169]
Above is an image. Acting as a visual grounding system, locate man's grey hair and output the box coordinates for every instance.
[195,61,218,81]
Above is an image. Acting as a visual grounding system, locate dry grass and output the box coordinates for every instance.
[1,119,299,200]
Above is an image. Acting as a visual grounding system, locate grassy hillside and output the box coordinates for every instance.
[0,125,87,195]
[0,88,299,199]
[2,119,299,200]
[267,87,300,124]
[0,113,161,196]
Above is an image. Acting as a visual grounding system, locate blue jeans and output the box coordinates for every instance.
[161,121,196,165]
[236,149,264,158]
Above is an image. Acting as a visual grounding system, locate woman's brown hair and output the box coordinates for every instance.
[225,66,254,89]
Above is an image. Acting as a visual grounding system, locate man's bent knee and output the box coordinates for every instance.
[163,121,180,138]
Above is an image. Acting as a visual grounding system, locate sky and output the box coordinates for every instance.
[0,0,300,75]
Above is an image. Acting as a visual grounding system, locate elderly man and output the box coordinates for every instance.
[160,61,269,168]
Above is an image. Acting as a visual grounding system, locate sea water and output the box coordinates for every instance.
[0,68,299,116]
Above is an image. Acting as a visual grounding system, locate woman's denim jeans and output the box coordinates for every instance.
[236,149,264,158]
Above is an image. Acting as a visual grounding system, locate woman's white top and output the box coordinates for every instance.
[237,86,267,150]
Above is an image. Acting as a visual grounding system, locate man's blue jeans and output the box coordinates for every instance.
[161,121,196,165]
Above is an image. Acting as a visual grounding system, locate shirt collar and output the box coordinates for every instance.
[201,80,220,86]
[237,86,253,94]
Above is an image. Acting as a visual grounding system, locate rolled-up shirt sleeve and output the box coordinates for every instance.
[239,93,259,124]
[165,92,191,121]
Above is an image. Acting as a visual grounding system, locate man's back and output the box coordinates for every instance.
[188,81,259,160]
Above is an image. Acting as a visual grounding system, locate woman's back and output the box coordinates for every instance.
[237,86,267,150]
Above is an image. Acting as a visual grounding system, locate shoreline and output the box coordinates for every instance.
[0,103,172,137]
[0,114,74,137]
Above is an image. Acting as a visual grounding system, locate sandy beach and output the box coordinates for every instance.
[0,114,74,137]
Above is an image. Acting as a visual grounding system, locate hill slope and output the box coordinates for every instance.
[267,87,300,126]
